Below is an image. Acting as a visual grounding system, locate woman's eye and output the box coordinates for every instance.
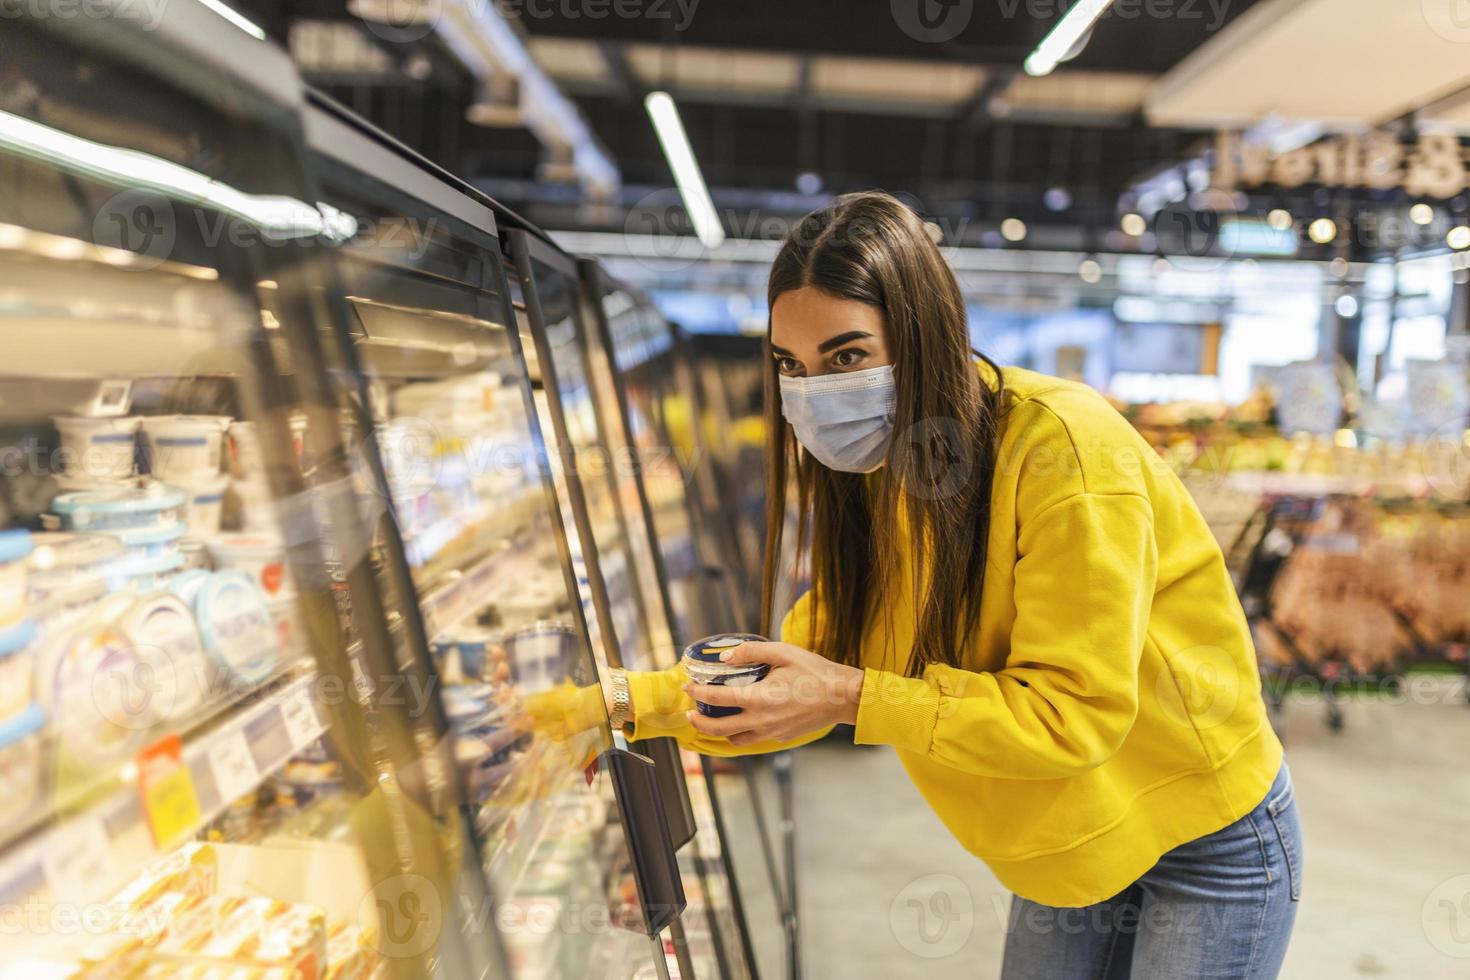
[832,348,866,368]
[775,356,800,375]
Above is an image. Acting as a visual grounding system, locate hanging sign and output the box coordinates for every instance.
[1212,131,1469,199]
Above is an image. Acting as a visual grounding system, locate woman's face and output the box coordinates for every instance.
[769,286,891,379]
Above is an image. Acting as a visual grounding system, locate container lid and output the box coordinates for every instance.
[28,532,124,572]
[53,483,185,518]
[0,619,37,657]
[112,551,186,577]
[29,576,108,622]
[0,529,32,564]
[139,415,231,431]
[112,521,187,548]
[0,703,45,746]
[682,632,767,664]
[168,569,212,604]
[206,534,285,558]
[194,570,275,685]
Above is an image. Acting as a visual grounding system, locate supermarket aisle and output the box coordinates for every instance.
[790,693,1470,979]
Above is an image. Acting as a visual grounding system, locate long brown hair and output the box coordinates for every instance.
[760,192,1005,674]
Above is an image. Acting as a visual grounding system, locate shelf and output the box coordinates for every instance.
[0,669,327,907]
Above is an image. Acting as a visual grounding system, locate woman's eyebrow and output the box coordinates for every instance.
[770,343,796,357]
[817,330,873,353]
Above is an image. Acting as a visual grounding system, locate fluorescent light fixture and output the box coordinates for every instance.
[197,0,267,40]
[1025,0,1116,77]
[0,108,355,242]
[645,91,725,249]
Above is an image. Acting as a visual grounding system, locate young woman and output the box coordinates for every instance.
[610,192,1301,978]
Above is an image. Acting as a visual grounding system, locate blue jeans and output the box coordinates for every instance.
[1002,763,1303,980]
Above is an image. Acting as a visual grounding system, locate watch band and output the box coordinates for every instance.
[609,668,632,729]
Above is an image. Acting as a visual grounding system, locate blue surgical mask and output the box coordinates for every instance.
[779,365,897,473]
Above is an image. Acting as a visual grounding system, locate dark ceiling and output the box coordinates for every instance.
[240,0,1267,242]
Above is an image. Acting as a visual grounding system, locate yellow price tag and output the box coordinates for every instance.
[136,734,202,849]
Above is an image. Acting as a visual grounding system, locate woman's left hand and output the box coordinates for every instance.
[684,641,865,746]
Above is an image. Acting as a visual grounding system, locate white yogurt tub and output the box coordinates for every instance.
[119,592,211,723]
[178,537,211,572]
[0,620,37,723]
[28,577,107,632]
[27,532,124,601]
[108,550,185,592]
[0,704,46,827]
[139,415,230,484]
[0,530,32,631]
[37,604,152,765]
[52,481,184,533]
[179,474,229,537]
[206,534,293,600]
[53,416,140,481]
[193,570,277,688]
[112,520,187,559]
[168,569,212,606]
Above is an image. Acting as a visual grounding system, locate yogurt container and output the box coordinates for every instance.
[138,415,230,484]
[52,482,184,533]
[37,607,152,764]
[504,623,577,694]
[118,593,211,724]
[53,415,140,481]
[430,628,503,684]
[27,532,124,601]
[0,620,37,723]
[0,704,45,827]
[193,571,277,688]
[28,576,107,629]
[167,569,212,606]
[178,537,211,572]
[206,534,293,599]
[681,633,770,717]
[180,474,230,537]
[109,551,185,593]
[112,520,187,558]
[0,530,32,631]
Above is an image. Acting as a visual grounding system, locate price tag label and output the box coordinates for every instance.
[136,734,202,849]
[281,684,322,750]
[208,730,259,805]
[42,817,114,905]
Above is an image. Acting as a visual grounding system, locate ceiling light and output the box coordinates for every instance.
[1334,294,1359,318]
[645,91,725,250]
[1448,225,1470,250]
[1025,0,1116,77]
[1120,213,1146,237]
[1078,257,1102,284]
[1044,188,1072,212]
[1410,203,1435,226]
[198,0,266,40]
[1000,218,1027,242]
[1307,218,1337,245]
[1266,209,1292,232]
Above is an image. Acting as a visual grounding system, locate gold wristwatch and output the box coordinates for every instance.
[608,668,633,730]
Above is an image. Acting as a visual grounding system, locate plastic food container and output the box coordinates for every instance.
[681,633,770,717]
[504,623,578,694]
[178,537,211,572]
[139,415,230,484]
[28,576,107,629]
[112,520,187,559]
[53,415,140,481]
[206,534,293,599]
[167,568,212,605]
[0,620,37,723]
[180,474,230,537]
[37,608,151,764]
[52,481,184,533]
[109,551,185,593]
[193,571,277,688]
[27,532,124,600]
[0,530,32,631]
[119,593,211,724]
[431,628,503,684]
[0,704,45,827]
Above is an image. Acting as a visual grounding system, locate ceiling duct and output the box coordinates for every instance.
[349,0,619,200]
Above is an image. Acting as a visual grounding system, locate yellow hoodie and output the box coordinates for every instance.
[627,365,1283,907]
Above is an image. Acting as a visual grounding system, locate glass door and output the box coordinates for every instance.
[304,97,673,980]
[0,8,493,979]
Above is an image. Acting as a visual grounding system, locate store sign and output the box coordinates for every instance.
[1212,131,1469,198]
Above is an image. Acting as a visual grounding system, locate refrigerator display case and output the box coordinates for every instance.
[301,97,687,980]
[583,272,797,980]
[0,6,500,979]
[508,230,756,980]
